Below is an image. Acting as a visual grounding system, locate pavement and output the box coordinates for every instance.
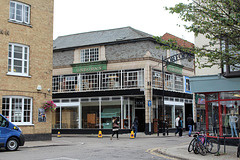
[23,132,239,160]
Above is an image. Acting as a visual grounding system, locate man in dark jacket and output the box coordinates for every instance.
[187,114,194,137]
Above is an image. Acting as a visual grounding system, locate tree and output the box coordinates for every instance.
[154,0,240,69]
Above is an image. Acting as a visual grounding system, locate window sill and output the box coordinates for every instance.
[7,72,31,78]
[13,123,34,126]
[8,20,32,28]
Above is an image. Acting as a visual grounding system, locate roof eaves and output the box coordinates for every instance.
[53,37,157,52]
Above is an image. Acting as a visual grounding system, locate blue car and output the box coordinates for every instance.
[0,114,25,151]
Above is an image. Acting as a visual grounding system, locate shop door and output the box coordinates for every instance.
[135,109,145,132]
[185,103,193,131]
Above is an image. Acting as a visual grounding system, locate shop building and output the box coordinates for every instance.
[52,27,194,134]
[0,0,54,140]
[191,34,240,142]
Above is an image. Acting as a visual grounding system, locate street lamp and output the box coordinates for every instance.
[158,52,194,136]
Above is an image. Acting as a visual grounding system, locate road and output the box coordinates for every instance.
[0,134,188,160]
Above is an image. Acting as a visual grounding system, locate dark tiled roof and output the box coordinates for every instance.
[53,27,154,50]
[162,33,194,48]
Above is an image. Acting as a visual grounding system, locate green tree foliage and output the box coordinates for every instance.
[154,0,240,69]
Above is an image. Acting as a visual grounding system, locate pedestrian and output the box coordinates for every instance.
[132,117,139,138]
[187,114,194,137]
[179,117,183,137]
[175,115,180,136]
[110,117,119,140]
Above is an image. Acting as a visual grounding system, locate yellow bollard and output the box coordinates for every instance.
[98,130,102,138]
[130,130,135,139]
[57,131,61,138]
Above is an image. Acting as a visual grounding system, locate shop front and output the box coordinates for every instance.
[190,75,240,145]
[205,92,240,138]
[52,97,134,134]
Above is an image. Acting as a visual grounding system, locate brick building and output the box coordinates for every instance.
[0,0,54,140]
[52,27,194,134]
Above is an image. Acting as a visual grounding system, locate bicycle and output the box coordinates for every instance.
[188,131,220,156]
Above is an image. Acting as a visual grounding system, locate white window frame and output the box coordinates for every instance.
[2,96,33,125]
[9,1,30,24]
[80,48,99,62]
[8,43,29,77]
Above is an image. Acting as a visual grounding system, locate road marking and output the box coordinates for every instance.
[45,157,79,160]
[146,148,180,160]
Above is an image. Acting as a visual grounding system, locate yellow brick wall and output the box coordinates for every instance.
[0,0,53,135]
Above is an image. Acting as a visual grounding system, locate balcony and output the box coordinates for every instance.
[52,69,144,93]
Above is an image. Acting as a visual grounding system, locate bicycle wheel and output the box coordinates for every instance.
[206,139,220,154]
[194,141,207,156]
[188,138,197,152]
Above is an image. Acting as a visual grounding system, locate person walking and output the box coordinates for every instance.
[179,117,183,137]
[110,117,120,140]
[187,114,194,137]
[132,117,139,138]
[175,115,180,136]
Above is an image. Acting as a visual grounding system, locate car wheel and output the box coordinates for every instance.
[6,137,19,151]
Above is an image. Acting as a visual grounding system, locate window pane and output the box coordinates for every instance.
[12,98,22,122]
[24,6,29,23]
[16,4,23,21]
[10,2,15,19]
[14,66,22,73]
[8,45,12,57]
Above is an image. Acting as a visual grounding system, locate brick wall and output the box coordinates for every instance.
[0,0,53,140]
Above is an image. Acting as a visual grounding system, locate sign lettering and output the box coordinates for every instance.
[0,29,10,36]
[72,61,107,73]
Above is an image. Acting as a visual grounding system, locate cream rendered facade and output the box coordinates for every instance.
[52,27,194,134]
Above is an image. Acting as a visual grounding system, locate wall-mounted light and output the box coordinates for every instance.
[37,85,42,91]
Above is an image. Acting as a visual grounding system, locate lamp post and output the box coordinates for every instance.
[158,52,194,136]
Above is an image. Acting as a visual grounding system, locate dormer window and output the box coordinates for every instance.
[80,48,99,63]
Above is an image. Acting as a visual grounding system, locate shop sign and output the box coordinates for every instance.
[198,98,205,104]
[0,29,10,36]
[72,61,107,73]
[38,108,46,122]
[167,64,183,74]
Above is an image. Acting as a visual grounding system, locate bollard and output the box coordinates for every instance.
[98,130,102,138]
[57,131,61,138]
[130,130,135,139]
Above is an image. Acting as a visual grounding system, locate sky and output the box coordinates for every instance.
[53,0,194,43]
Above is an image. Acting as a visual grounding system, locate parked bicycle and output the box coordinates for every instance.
[188,131,220,156]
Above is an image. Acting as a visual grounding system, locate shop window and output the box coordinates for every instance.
[206,93,218,101]
[165,105,173,128]
[2,96,32,125]
[164,73,173,90]
[123,70,144,88]
[101,106,120,129]
[81,74,98,91]
[52,108,60,129]
[61,107,79,129]
[152,71,163,89]
[220,101,240,137]
[82,106,99,129]
[174,75,183,92]
[102,72,120,89]
[220,91,240,100]
[207,102,219,136]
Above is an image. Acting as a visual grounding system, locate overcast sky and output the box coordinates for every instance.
[53,0,194,43]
